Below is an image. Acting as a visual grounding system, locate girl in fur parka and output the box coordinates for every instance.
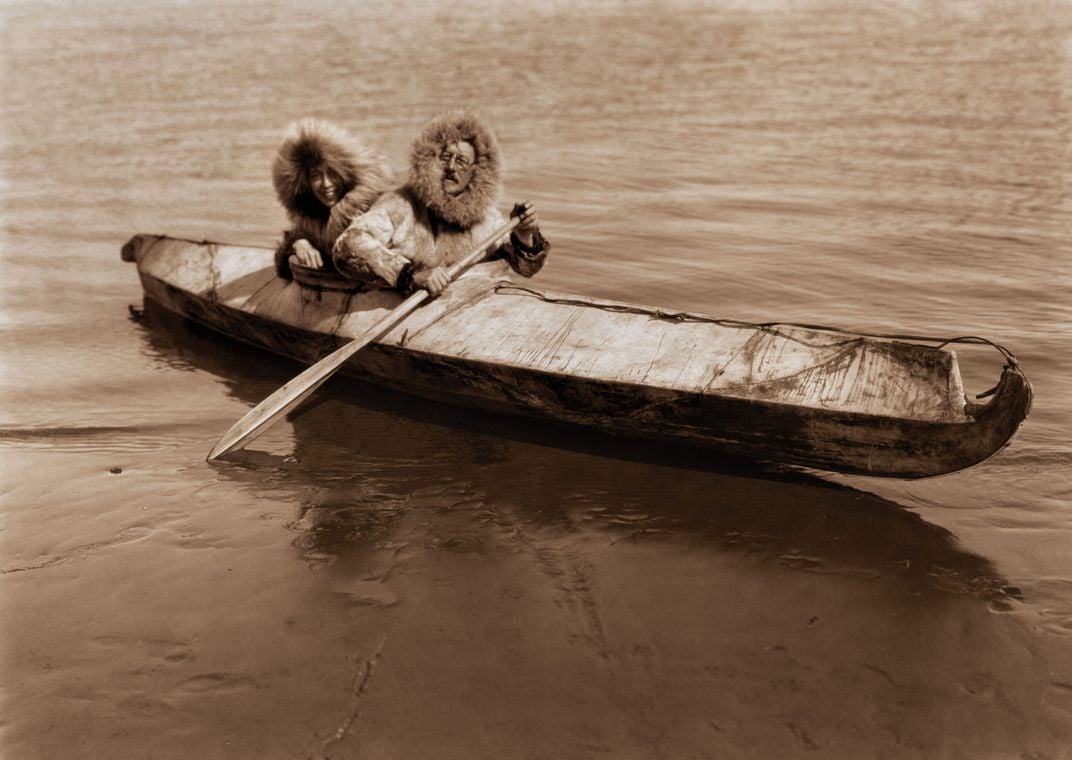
[272,118,394,279]
[332,110,548,296]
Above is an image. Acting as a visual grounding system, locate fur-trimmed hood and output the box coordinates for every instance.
[408,110,501,229]
[272,118,393,224]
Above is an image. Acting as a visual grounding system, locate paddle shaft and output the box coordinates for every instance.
[207,216,521,460]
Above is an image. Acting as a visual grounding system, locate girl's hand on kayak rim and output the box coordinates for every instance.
[413,266,451,297]
[289,238,323,269]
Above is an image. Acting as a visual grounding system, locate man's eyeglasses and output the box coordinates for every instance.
[440,151,472,171]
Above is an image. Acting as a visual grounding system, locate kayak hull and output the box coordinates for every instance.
[123,234,1032,478]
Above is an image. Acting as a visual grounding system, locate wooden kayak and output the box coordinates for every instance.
[121,234,1032,478]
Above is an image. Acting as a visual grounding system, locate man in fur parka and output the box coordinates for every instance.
[272,118,394,279]
[333,110,548,296]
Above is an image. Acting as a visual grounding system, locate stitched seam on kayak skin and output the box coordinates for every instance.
[394,279,504,348]
[243,269,281,304]
[703,330,770,393]
[154,237,191,283]
[330,292,357,347]
[530,307,584,370]
[206,243,221,303]
[641,331,668,384]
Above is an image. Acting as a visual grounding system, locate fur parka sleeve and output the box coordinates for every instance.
[274,229,305,279]
[486,205,549,278]
[332,192,415,287]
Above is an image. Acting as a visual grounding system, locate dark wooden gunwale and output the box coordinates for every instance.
[135,268,1033,479]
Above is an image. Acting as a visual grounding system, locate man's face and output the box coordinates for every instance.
[439,140,476,196]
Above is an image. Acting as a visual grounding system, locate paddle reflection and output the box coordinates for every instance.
[132,298,1019,608]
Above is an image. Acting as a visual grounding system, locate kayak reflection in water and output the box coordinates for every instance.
[271,118,394,280]
[334,109,550,296]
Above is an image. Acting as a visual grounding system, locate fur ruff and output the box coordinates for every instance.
[408,110,501,229]
[272,118,393,232]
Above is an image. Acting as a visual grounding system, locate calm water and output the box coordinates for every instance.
[2,0,1071,757]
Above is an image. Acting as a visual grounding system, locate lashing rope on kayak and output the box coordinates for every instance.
[493,284,1019,399]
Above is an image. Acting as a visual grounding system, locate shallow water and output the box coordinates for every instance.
[2,0,1071,758]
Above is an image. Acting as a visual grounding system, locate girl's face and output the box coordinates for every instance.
[311,167,342,207]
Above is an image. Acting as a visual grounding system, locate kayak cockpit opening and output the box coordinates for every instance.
[290,262,374,293]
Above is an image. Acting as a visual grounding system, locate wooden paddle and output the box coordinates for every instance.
[207,216,521,461]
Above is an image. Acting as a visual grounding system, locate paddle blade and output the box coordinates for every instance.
[206,353,342,461]
[206,289,429,461]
